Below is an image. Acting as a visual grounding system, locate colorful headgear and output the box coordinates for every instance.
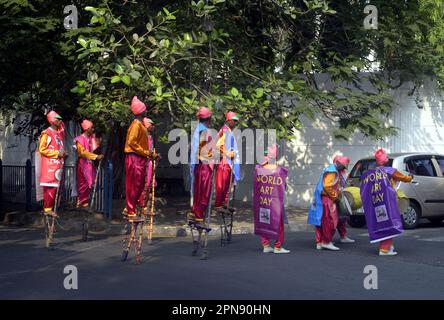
[197,107,212,119]
[333,155,350,166]
[81,119,93,131]
[47,111,62,125]
[143,117,154,129]
[375,148,388,166]
[263,144,278,164]
[131,96,147,116]
[225,111,239,122]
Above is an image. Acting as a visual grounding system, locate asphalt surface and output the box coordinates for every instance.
[0,222,444,300]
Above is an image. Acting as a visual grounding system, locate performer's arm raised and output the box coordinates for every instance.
[392,170,413,183]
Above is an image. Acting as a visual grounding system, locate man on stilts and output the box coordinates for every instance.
[308,155,353,251]
[123,96,156,219]
[74,119,104,209]
[121,96,155,264]
[215,111,240,245]
[189,107,215,259]
[215,111,240,210]
[36,111,66,217]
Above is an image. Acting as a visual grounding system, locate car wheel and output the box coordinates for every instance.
[348,215,366,228]
[402,202,420,229]
[427,218,443,226]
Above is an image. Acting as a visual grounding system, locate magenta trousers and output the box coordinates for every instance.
[125,153,148,215]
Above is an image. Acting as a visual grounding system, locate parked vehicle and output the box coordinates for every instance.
[346,153,444,229]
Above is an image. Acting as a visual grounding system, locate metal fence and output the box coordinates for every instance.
[0,159,113,219]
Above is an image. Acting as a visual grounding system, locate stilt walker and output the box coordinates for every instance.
[35,111,66,249]
[189,107,215,259]
[215,111,241,246]
[121,96,152,264]
[74,120,104,241]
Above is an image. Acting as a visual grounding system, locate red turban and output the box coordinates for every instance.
[375,148,389,166]
[197,107,212,119]
[225,111,239,121]
[81,119,93,131]
[47,111,62,125]
[131,96,147,116]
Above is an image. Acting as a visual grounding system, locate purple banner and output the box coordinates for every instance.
[253,165,287,240]
[360,167,404,243]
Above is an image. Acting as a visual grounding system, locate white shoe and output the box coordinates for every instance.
[379,249,398,256]
[316,243,322,250]
[340,237,355,244]
[321,242,340,251]
[274,247,290,254]
[263,246,274,253]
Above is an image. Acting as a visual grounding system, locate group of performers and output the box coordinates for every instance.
[35,99,414,257]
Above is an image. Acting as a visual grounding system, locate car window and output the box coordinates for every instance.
[349,159,394,178]
[406,158,437,177]
[436,158,444,175]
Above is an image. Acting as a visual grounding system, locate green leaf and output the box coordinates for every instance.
[78,38,87,48]
[129,71,141,80]
[287,81,294,90]
[111,76,121,83]
[255,88,264,98]
[146,22,153,32]
[121,75,131,86]
[156,86,163,96]
[114,64,124,75]
[149,50,158,58]
[230,87,239,97]
[148,36,158,46]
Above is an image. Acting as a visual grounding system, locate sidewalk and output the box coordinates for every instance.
[1,196,311,237]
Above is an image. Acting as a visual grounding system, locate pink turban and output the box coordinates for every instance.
[81,119,93,131]
[225,111,239,121]
[197,107,212,119]
[263,144,278,165]
[47,111,62,125]
[143,117,154,129]
[131,96,147,116]
[375,148,389,166]
[333,155,350,166]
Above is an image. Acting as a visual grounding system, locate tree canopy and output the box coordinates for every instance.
[1,0,443,142]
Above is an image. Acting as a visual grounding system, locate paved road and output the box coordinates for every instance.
[0,223,443,299]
